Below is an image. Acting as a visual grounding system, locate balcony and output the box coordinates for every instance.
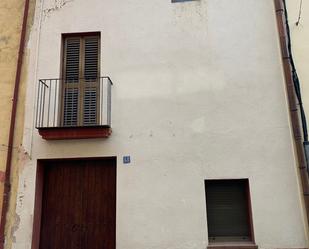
[35,77,113,140]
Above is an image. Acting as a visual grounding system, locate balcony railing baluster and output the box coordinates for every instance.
[36,77,113,129]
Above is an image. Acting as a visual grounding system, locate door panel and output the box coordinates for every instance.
[83,160,116,249]
[39,159,116,249]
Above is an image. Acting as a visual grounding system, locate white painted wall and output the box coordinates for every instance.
[14,0,308,248]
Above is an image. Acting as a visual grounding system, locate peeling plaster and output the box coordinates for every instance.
[0,36,10,45]
[10,214,20,243]
[17,146,31,171]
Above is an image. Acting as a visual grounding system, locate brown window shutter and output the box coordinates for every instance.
[83,36,100,125]
[62,34,100,126]
[84,36,99,81]
[83,87,97,125]
[63,88,79,126]
[205,179,251,242]
[64,37,81,82]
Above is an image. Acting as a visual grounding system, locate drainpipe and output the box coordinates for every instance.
[0,0,31,247]
[274,0,309,227]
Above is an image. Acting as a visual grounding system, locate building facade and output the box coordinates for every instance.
[1,0,308,249]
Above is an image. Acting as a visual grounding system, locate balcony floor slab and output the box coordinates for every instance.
[38,126,112,140]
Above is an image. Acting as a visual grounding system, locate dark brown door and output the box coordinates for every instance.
[39,158,116,249]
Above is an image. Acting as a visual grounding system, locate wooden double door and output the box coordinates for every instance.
[38,158,116,249]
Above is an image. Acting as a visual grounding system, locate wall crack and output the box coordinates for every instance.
[43,0,73,17]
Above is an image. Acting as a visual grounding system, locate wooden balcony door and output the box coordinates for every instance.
[38,158,116,249]
[62,33,100,127]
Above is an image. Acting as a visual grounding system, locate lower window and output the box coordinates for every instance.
[205,179,254,243]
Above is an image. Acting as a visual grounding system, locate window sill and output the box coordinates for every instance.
[207,242,258,249]
[38,126,112,140]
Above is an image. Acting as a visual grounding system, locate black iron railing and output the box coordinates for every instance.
[35,77,113,128]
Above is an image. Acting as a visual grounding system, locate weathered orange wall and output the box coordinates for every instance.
[0,0,35,248]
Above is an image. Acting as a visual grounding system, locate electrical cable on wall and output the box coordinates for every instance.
[283,0,309,175]
[283,0,308,142]
[296,0,303,26]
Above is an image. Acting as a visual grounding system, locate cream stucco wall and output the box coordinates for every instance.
[10,0,309,249]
